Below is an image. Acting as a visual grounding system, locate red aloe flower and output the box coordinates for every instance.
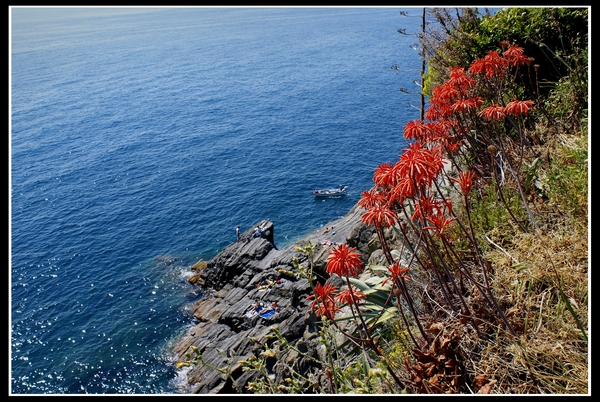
[430,145,446,177]
[505,99,534,116]
[445,137,463,154]
[451,96,483,114]
[395,142,440,188]
[404,119,428,142]
[469,51,508,78]
[450,170,477,195]
[503,44,531,66]
[362,204,398,229]
[447,66,476,92]
[426,119,460,151]
[411,193,437,223]
[372,162,395,188]
[428,119,453,140]
[335,285,366,306]
[307,281,340,319]
[326,243,363,278]
[483,50,509,77]
[478,102,506,121]
[468,58,487,75]
[391,175,416,201]
[382,262,411,287]
[436,104,454,120]
[424,211,456,236]
[448,66,468,80]
[509,53,530,66]
[433,82,460,102]
[503,44,524,58]
[358,187,388,210]
[424,104,440,121]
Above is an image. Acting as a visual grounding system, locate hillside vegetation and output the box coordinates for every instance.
[185,7,588,394]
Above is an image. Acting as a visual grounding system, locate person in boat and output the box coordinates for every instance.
[313,189,318,195]
[338,184,344,192]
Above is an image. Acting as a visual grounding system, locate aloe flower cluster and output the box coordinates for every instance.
[306,42,539,389]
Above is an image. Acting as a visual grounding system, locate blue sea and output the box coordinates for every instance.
[10,6,420,394]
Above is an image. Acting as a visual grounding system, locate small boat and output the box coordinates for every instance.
[313,185,348,198]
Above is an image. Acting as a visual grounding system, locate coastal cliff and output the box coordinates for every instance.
[172,203,381,394]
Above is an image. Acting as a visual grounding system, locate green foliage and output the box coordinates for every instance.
[469,178,528,235]
[423,7,588,99]
[543,129,588,224]
[543,45,588,129]
[339,360,390,394]
[468,8,587,98]
[473,9,586,58]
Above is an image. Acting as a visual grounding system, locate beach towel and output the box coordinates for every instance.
[245,305,264,318]
[259,309,277,319]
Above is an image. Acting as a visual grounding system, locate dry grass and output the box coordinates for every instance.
[475,227,589,394]
[395,122,589,394]
[458,126,589,394]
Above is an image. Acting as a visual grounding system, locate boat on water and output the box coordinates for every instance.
[313,185,348,198]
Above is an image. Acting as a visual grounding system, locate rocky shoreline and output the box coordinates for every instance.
[171,203,384,394]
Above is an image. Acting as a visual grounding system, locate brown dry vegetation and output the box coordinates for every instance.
[398,126,589,394]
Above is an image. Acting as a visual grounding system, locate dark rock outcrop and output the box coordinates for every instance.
[172,204,376,394]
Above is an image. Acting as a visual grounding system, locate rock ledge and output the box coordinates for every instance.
[172,204,376,394]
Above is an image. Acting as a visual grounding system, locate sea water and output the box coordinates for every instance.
[10,6,421,393]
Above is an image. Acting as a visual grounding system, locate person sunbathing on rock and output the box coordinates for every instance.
[258,302,280,319]
[257,279,275,290]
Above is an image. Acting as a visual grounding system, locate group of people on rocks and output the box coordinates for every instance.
[322,226,336,235]
[236,225,265,242]
[248,300,280,316]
